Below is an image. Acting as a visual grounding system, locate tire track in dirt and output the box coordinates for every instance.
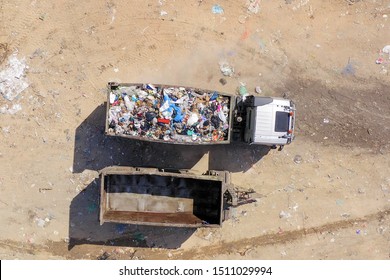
[0,208,388,259]
[176,208,390,259]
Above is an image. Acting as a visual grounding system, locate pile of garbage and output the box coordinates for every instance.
[107,84,231,143]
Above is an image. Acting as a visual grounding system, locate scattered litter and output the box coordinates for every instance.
[382,45,390,56]
[0,54,29,101]
[376,57,384,64]
[293,155,302,164]
[356,229,361,234]
[35,214,53,228]
[375,45,390,64]
[219,78,227,85]
[323,118,330,124]
[2,126,10,133]
[211,4,224,14]
[238,82,248,97]
[36,218,46,228]
[255,86,262,94]
[160,10,168,16]
[330,238,335,242]
[0,104,22,114]
[168,252,173,258]
[107,84,231,143]
[247,0,260,14]
[113,68,119,73]
[341,213,350,218]
[219,61,234,76]
[279,210,291,219]
[377,226,387,235]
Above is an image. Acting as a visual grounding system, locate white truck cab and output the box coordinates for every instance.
[243,96,295,149]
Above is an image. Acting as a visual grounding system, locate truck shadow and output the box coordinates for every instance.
[68,179,196,250]
[69,104,269,249]
[72,103,270,173]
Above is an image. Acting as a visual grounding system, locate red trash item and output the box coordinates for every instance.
[157,118,170,124]
[376,57,384,64]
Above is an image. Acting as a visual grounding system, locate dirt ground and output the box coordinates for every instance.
[0,0,389,260]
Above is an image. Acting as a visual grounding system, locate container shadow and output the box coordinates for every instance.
[68,179,196,250]
[69,104,270,249]
[72,103,269,173]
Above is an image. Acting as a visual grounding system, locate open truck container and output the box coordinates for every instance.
[99,167,244,228]
[106,82,295,148]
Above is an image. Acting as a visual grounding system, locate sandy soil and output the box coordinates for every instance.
[0,0,389,260]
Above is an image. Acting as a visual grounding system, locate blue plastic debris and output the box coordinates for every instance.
[212,4,224,14]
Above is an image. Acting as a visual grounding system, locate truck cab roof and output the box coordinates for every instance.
[244,96,295,146]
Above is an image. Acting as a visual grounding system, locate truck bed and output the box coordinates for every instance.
[106,83,232,144]
[99,167,227,227]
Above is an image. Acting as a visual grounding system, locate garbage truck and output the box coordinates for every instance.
[106,82,295,148]
[99,166,254,227]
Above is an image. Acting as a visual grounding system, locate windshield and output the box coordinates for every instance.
[275,111,289,132]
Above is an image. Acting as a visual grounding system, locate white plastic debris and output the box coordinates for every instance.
[0,104,22,114]
[0,54,29,101]
[36,218,46,228]
[279,210,291,219]
[187,113,199,126]
[382,45,390,57]
[247,0,260,14]
[219,61,234,77]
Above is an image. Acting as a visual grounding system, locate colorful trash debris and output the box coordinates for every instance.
[107,84,231,143]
